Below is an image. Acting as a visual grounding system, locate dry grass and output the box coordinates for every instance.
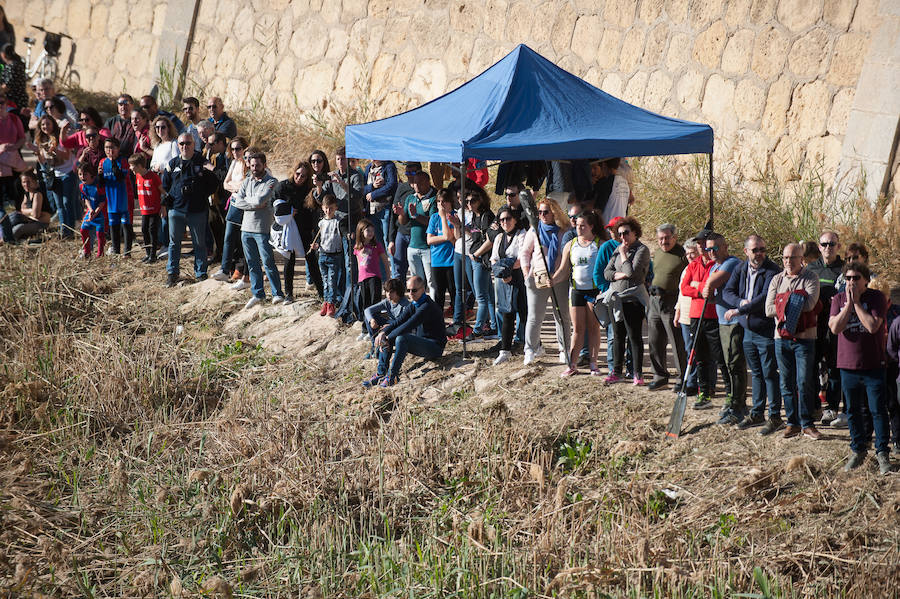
[1,240,898,598]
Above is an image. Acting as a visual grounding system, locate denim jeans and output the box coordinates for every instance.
[391,232,410,281]
[377,334,444,379]
[167,209,208,278]
[452,253,491,328]
[370,206,391,250]
[222,220,242,274]
[241,231,283,299]
[680,323,697,389]
[841,368,890,454]
[319,251,343,304]
[775,338,815,428]
[744,329,781,418]
[49,171,79,238]
[407,246,433,297]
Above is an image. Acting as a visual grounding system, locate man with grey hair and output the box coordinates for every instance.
[196,120,215,149]
[765,243,822,440]
[648,223,688,390]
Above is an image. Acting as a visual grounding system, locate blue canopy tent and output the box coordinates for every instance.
[343,44,715,354]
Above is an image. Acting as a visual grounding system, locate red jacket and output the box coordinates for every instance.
[680,255,718,319]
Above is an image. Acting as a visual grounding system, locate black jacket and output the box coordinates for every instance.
[162,153,218,213]
[722,257,782,336]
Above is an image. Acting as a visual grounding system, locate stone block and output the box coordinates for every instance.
[45,0,66,30]
[445,31,475,76]
[619,27,645,72]
[409,59,448,102]
[325,28,349,61]
[253,12,279,48]
[529,3,558,45]
[596,28,622,70]
[214,0,239,34]
[724,0,752,28]
[751,26,789,80]
[571,15,603,63]
[23,0,46,34]
[449,0,484,32]
[583,66,603,87]
[732,128,770,179]
[665,32,691,71]
[826,33,869,86]
[639,0,664,23]
[67,0,92,38]
[666,0,689,24]
[506,0,533,43]
[787,79,831,139]
[152,4,167,37]
[291,18,329,62]
[644,70,673,112]
[749,0,777,23]
[721,29,754,74]
[689,0,724,30]
[341,0,367,22]
[381,16,410,51]
[107,0,129,38]
[823,0,855,29]
[335,53,363,94]
[551,2,577,55]
[788,28,829,77]
[602,72,624,97]
[771,135,802,180]
[701,74,738,134]
[467,36,497,76]
[216,37,238,77]
[734,79,766,123]
[692,20,727,70]
[369,53,395,97]
[604,0,638,29]
[776,0,823,32]
[826,87,854,135]
[392,45,418,87]
[850,0,879,33]
[761,76,793,137]
[294,62,335,109]
[272,54,296,92]
[676,69,704,110]
[482,0,509,42]
[642,23,669,66]
[623,70,649,106]
[805,134,842,179]
[128,0,154,29]
[277,8,293,55]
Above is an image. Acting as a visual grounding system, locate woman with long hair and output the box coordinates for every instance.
[130,108,153,159]
[603,215,651,385]
[452,184,496,339]
[0,6,14,50]
[60,107,111,156]
[491,207,527,365]
[552,210,603,376]
[520,196,572,365]
[149,116,179,173]
[215,138,252,287]
[273,159,323,301]
[34,115,79,238]
[425,188,458,312]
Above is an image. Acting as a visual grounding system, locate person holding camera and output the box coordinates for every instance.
[161,133,218,287]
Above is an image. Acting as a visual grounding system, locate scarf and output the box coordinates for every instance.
[538,221,560,269]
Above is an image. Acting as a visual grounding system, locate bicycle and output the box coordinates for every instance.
[23,25,73,83]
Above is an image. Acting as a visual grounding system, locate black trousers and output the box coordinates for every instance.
[141,213,161,258]
[431,265,455,311]
[110,222,134,255]
[691,316,730,397]
[613,301,645,378]
[284,249,323,298]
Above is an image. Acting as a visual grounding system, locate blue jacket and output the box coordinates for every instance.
[385,294,447,347]
[722,257,781,336]
[362,161,398,205]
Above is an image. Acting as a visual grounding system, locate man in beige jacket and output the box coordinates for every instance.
[765,243,821,440]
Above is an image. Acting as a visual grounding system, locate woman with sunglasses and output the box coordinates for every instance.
[215,137,251,287]
[491,207,527,365]
[453,185,496,339]
[149,116,179,173]
[520,197,572,365]
[60,107,110,156]
[603,215,650,385]
[552,211,604,376]
[273,159,323,301]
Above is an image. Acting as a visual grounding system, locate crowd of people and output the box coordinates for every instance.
[1,65,898,475]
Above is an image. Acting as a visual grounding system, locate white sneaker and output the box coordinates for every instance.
[356,332,368,341]
[494,350,511,365]
[532,346,545,359]
[271,295,284,305]
[523,350,534,366]
[558,351,568,364]
[212,270,230,282]
[831,413,848,428]
[244,296,262,309]
[231,279,250,291]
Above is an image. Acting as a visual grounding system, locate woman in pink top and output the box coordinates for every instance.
[60,107,110,156]
[354,217,390,340]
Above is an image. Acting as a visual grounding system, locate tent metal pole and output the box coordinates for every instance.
[460,161,468,359]
[708,152,714,229]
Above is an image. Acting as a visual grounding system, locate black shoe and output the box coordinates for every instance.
[141,255,151,263]
[577,353,590,367]
[737,412,765,430]
[648,378,668,391]
[684,386,698,397]
[165,273,178,288]
[196,274,208,282]
[759,417,783,436]
[673,382,683,393]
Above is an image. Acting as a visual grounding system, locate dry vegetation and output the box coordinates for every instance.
[1,237,898,598]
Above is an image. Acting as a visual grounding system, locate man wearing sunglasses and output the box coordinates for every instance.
[807,231,846,427]
[205,97,237,139]
[102,94,137,158]
[723,235,783,434]
[829,262,892,474]
[363,276,447,388]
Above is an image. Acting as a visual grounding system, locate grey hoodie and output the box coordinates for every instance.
[229,172,277,234]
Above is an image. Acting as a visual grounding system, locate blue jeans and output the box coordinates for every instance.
[377,334,444,379]
[744,329,781,418]
[49,172,79,238]
[241,231,283,299]
[319,251,343,304]
[841,368,890,454]
[391,232,410,280]
[167,209,208,277]
[222,220,242,273]
[370,206,391,250]
[775,338,815,428]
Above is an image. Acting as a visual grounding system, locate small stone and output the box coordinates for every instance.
[776,0,822,32]
[619,27,646,72]
[692,20,727,69]
[721,29,755,74]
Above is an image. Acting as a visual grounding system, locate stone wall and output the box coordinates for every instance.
[6,0,899,200]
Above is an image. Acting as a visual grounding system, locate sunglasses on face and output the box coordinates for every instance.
[230,146,243,151]
[178,141,192,146]
[117,100,130,106]
[704,245,719,252]
[311,158,324,163]
[619,229,633,236]
[537,209,550,215]
[85,134,98,139]
[499,216,512,222]
[844,274,862,281]
[750,248,767,254]
[819,241,837,247]
[406,287,421,293]
[154,124,166,129]
[505,192,517,197]
[206,105,217,109]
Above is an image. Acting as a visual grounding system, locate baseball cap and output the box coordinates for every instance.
[404,161,423,175]
[605,216,625,229]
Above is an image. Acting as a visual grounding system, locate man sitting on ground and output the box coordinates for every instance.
[364,276,447,388]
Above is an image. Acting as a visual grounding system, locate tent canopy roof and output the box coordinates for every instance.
[345,44,713,163]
